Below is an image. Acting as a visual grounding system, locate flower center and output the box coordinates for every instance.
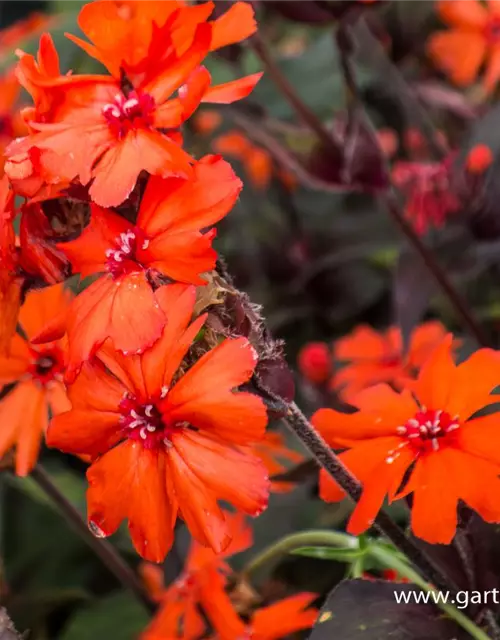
[396,408,460,452]
[105,227,149,278]
[102,91,155,138]
[380,353,400,368]
[119,390,185,450]
[485,17,500,44]
[29,346,64,385]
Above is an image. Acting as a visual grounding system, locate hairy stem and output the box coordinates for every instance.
[30,465,156,614]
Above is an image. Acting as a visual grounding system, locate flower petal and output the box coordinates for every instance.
[251,594,318,640]
[144,23,212,104]
[48,409,122,458]
[0,334,30,384]
[202,73,263,104]
[145,229,217,284]
[140,284,205,395]
[67,360,127,411]
[87,440,137,538]
[58,205,130,278]
[166,338,267,445]
[312,387,416,448]
[0,380,48,476]
[410,334,455,411]
[458,414,500,465]
[427,31,486,87]
[410,451,459,544]
[65,273,165,382]
[168,446,230,553]
[172,430,269,516]
[88,129,193,208]
[46,380,72,416]
[137,155,242,237]
[319,436,408,504]
[19,283,73,341]
[128,447,176,562]
[437,0,488,29]
[445,348,500,419]
[484,44,500,93]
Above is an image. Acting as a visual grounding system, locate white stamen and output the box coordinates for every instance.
[396,426,407,435]
[130,410,140,419]
[431,438,440,451]
[140,427,148,440]
[142,239,150,250]
[145,405,153,418]
[146,425,156,432]
[123,98,140,112]
[129,419,143,429]
[160,385,169,398]
[114,251,123,262]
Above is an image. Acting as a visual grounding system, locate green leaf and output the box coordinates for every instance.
[60,593,149,640]
[292,546,365,562]
[250,35,373,120]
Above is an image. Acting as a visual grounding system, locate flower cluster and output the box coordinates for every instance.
[140,512,318,640]
[0,0,281,564]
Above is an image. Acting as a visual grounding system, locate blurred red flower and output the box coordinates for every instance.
[428,0,500,93]
[333,321,450,403]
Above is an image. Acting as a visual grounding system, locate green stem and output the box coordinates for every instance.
[243,531,492,640]
[242,530,356,578]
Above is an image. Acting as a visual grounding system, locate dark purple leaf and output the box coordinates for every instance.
[309,579,470,640]
[393,250,435,353]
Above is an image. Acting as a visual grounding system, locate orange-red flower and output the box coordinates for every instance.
[56,156,240,381]
[313,335,500,544]
[333,321,450,403]
[206,592,319,640]
[141,512,252,639]
[47,284,269,561]
[7,2,261,207]
[0,283,71,475]
[428,0,500,93]
[67,1,257,85]
[214,131,274,191]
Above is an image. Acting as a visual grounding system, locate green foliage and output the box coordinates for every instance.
[60,594,149,640]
